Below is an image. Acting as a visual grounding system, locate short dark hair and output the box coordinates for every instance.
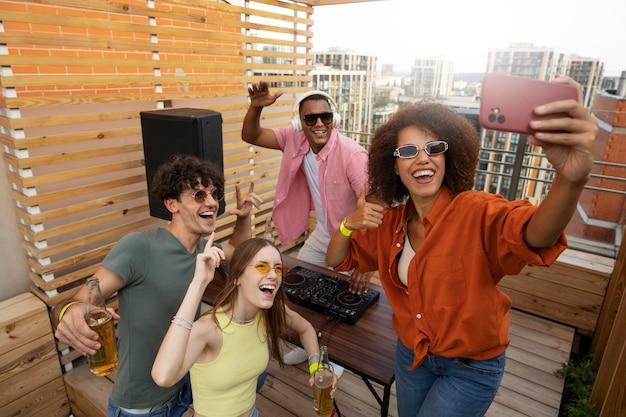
[299,94,332,113]
[368,101,480,206]
[150,154,224,201]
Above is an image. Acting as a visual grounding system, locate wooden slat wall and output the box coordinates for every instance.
[0,0,315,337]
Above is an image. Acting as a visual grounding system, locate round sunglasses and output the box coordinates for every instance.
[190,188,224,203]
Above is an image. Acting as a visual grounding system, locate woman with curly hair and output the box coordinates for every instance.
[325,78,597,417]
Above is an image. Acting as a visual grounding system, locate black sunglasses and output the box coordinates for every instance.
[190,188,224,203]
[302,112,333,127]
[393,141,448,158]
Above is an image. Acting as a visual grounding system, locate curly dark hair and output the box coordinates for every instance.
[208,238,289,367]
[150,154,224,201]
[368,101,479,206]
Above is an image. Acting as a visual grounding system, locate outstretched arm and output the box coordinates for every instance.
[524,77,598,248]
[241,81,283,149]
[152,233,224,387]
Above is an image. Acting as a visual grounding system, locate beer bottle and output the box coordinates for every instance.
[84,277,118,376]
[262,216,274,242]
[313,345,334,416]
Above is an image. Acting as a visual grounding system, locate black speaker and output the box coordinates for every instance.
[140,108,224,221]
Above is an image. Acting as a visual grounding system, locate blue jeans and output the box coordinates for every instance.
[108,374,192,417]
[395,339,505,417]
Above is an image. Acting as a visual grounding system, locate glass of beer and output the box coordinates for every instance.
[85,278,119,376]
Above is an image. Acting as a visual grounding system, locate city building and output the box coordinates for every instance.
[312,48,377,143]
[410,55,454,97]
[567,55,605,108]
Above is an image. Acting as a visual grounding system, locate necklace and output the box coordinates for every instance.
[230,312,255,325]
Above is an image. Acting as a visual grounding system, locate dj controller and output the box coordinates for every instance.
[283,266,380,324]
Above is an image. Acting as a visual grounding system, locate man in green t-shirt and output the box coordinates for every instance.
[52,154,262,416]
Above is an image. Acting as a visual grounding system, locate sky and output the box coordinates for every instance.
[311,0,626,76]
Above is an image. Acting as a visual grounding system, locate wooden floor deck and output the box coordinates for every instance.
[256,309,575,417]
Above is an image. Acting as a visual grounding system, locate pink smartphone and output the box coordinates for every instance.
[479,73,578,135]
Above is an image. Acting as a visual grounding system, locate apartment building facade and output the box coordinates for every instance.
[312,48,377,141]
[410,55,454,97]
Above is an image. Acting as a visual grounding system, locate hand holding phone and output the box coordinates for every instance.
[479,73,578,135]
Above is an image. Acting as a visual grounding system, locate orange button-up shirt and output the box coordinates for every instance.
[335,187,566,369]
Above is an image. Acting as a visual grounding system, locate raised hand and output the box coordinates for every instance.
[194,232,225,288]
[344,184,384,231]
[247,81,284,109]
[228,182,263,218]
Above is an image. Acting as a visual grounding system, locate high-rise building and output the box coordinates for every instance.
[312,48,377,142]
[486,43,570,80]
[410,55,454,97]
[567,55,605,108]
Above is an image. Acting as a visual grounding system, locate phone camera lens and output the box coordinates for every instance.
[488,114,496,123]
[497,115,506,124]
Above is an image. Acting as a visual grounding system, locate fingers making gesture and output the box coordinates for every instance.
[342,184,384,232]
[229,182,263,219]
[194,232,225,288]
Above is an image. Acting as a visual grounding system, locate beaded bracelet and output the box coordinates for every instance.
[170,319,192,331]
[173,316,193,326]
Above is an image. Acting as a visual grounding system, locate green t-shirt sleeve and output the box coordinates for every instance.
[102,232,150,285]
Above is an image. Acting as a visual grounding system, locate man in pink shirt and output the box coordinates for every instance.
[242,81,371,371]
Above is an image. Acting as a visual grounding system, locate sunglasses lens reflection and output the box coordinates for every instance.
[426,141,447,154]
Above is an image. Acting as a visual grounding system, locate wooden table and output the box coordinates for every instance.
[203,255,397,417]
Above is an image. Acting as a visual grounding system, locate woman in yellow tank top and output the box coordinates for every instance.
[152,233,337,417]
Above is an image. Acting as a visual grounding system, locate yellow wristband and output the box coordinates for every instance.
[58,300,81,322]
[339,218,353,237]
[309,362,320,375]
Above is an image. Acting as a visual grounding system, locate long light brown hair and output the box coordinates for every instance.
[207,238,288,366]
